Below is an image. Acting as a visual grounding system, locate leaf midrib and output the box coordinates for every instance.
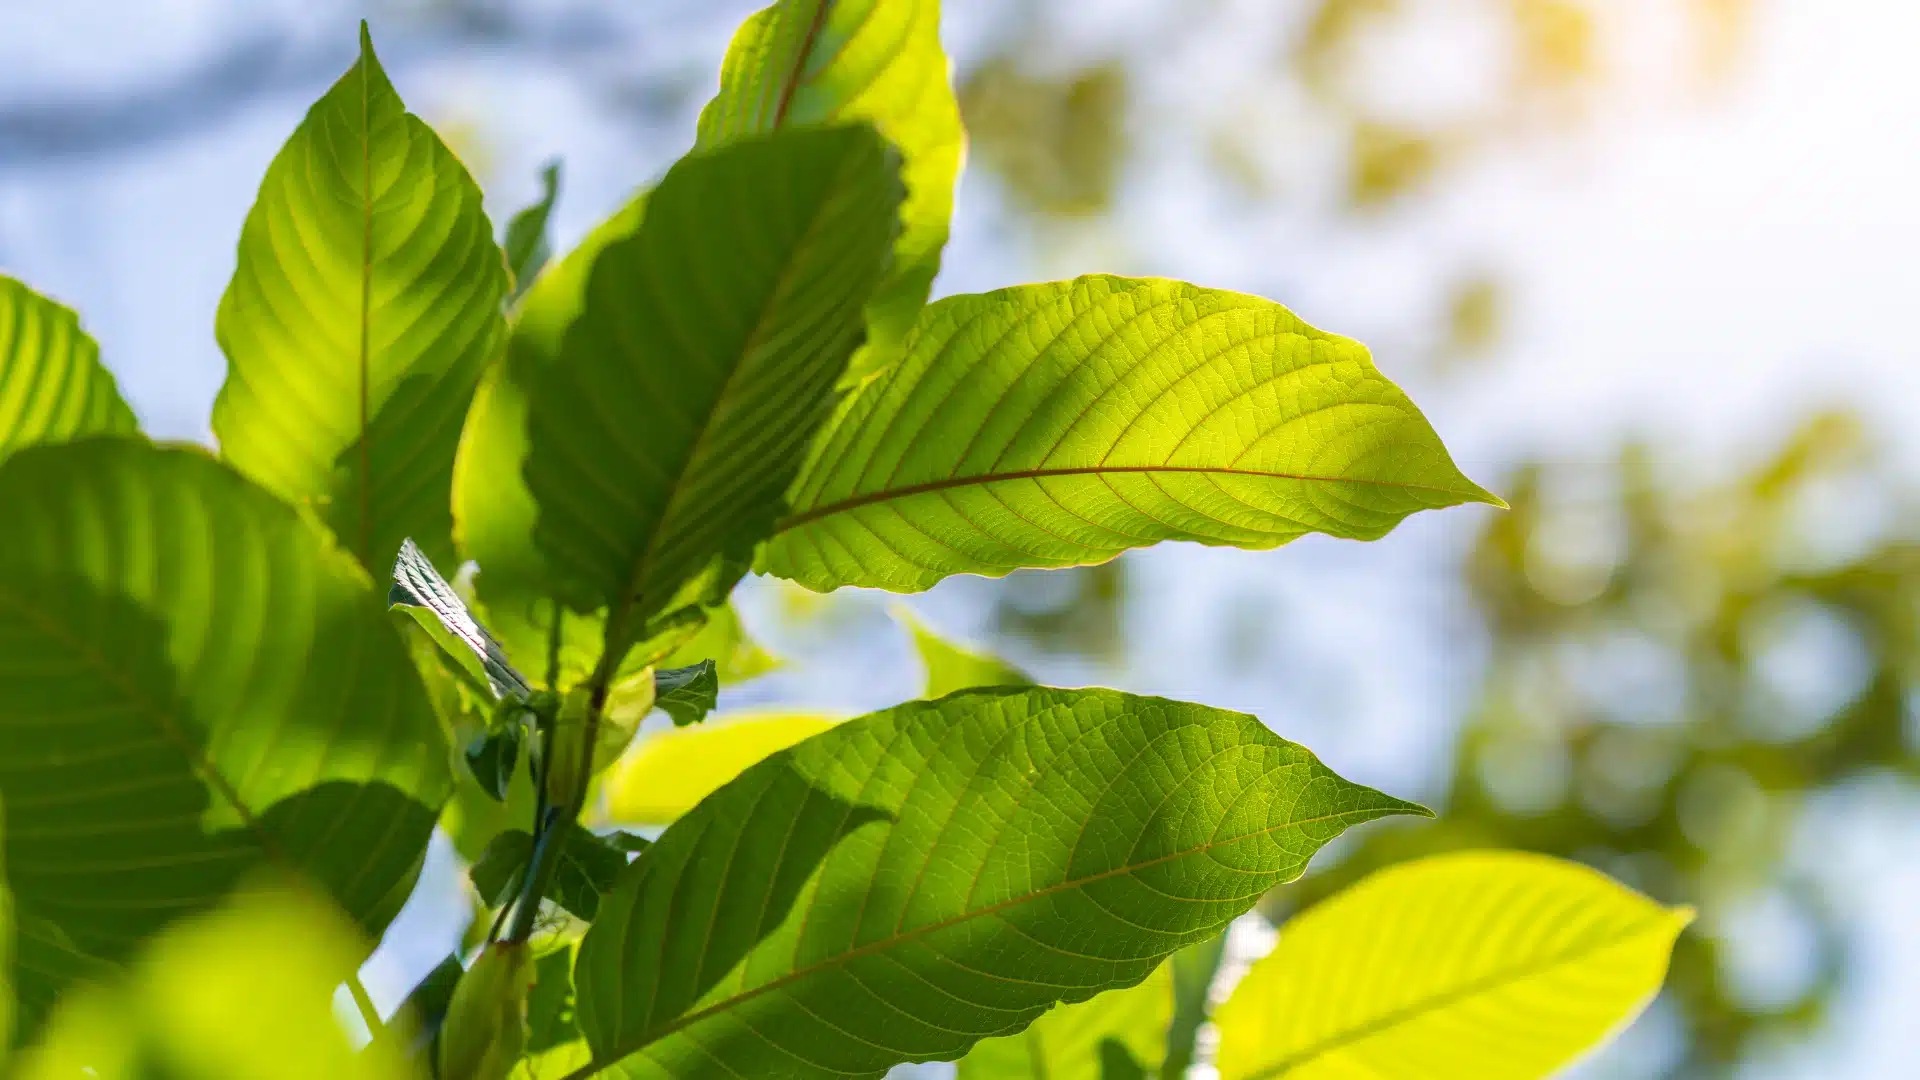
[1240,911,1681,1080]
[355,42,376,569]
[776,465,1488,533]
[771,0,835,128]
[565,804,1387,1080]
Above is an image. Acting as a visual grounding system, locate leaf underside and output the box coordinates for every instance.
[763,275,1499,593]
[573,686,1425,1079]
[0,439,447,1042]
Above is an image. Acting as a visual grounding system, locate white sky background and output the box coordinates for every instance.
[2,0,1917,1076]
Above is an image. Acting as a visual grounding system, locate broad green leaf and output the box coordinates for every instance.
[504,160,562,304]
[0,274,137,462]
[212,24,508,576]
[571,686,1426,1078]
[700,0,964,378]
[0,439,448,1039]
[653,661,718,727]
[390,537,531,700]
[1162,932,1227,1080]
[599,713,843,826]
[957,963,1172,1080]
[763,275,1501,593]
[1214,851,1693,1080]
[521,124,901,659]
[897,605,1031,697]
[14,884,420,1080]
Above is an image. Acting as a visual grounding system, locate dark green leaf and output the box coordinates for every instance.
[1101,1040,1151,1080]
[653,661,718,727]
[463,725,522,803]
[571,686,1426,1078]
[601,831,654,855]
[470,824,631,923]
[503,159,562,305]
[522,124,901,666]
[528,941,582,1055]
[0,438,448,1042]
[0,274,138,463]
[469,829,533,909]
[212,24,508,576]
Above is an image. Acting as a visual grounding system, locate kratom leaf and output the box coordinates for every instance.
[527,941,583,1055]
[390,537,530,700]
[570,686,1425,1079]
[464,726,522,803]
[14,885,420,1080]
[0,275,138,463]
[957,962,1172,1080]
[599,713,843,826]
[504,160,562,304]
[1213,851,1693,1080]
[212,24,507,577]
[1162,932,1226,1080]
[897,606,1031,697]
[521,124,900,663]
[699,0,964,378]
[763,275,1501,593]
[380,952,466,1064]
[0,439,448,1040]
[653,661,718,727]
[470,825,629,922]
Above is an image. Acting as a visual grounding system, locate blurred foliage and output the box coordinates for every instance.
[992,561,1128,664]
[1267,410,1919,1078]
[959,57,1128,219]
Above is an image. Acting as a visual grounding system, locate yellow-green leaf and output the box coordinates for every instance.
[700,0,965,379]
[956,963,1172,1080]
[213,24,507,576]
[1214,851,1693,1080]
[764,276,1500,593]
[599,712,842,825]
[0,274,137,463]
[896,605,1031,698]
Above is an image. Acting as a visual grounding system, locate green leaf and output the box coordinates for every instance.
[600,713,844,826]
[659,602,779,685]
[897,605,1031,698]
[957,963,1172,1080]
[527,941,582,1055]
[571,686,1425,1078]
[504,160,562,305]
[1213,851,1693,1080]
[0,274,138,463]
[653,661,719,728]
[1162,931,1226,1080]
[521,124,901,661]
[470,825,629,922]
[763,275,1502,593]
[699,0,964,379]
[1101,1041,1151,1080]
[464,725,523,803]
[212,24,508,577]
[0,439,449,1040]
[390,537,531,700]
[13,885,420,1080]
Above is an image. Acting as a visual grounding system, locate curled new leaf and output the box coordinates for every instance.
[764,275,1500,593]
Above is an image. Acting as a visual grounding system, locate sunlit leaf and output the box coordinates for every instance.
[1214,851,1693,1080]
[0,439,448,1039]
[897,605,1031,697]
[600,713,843,826]
[701,0,964,379]
[573,686,1426,1077]
[0,274,137,463]
[765,275,1500,593]
[14,884,420,1079]
[957,963,1172,1080]
[504,160,562,305]
[521,125,900,663]
[390,537,530,700]
[212,24,507,576]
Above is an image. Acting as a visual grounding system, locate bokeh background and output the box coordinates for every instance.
[4,1,1917,1077]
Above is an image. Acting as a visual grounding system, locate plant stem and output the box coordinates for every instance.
[346,970,383,1038]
